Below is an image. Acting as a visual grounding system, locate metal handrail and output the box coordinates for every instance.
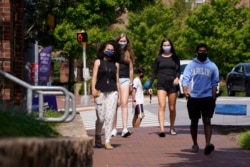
[36,90,76,122]
[0,70,76,122]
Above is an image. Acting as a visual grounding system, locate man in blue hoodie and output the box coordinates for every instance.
[182,43,219,155]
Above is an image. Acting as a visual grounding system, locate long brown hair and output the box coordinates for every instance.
[115,33,135,64]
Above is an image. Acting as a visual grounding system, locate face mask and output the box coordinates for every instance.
[197,53,208,62]
[162,46,171,52]
[119,42,127,49]
[104,50,114,57]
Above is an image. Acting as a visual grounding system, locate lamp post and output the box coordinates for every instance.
[77,31,90,106]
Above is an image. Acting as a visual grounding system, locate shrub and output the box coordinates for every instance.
[238,131,250,150]
[79,79,92,95]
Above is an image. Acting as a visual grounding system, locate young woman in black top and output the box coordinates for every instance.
[92,40,121,150]
[148,38,180,137]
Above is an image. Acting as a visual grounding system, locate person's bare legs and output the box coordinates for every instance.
[202,116,215,155]
[190,118,199,146]
[120,85,130,130]
[132,114,138,128]
[157,90,167,132]
[168,92,177,130]
[112,106,118,130]
[202,117,212,144]
[112,84,130,137]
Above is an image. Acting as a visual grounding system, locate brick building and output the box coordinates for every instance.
[0,0,24,104]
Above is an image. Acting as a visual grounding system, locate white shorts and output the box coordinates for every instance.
[119,78,130,86]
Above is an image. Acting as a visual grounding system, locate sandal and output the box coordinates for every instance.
[158,132,166,137]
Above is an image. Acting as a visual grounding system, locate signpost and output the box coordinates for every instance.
[77,31,90,106]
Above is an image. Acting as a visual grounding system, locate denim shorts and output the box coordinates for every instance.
[119,78,130,86]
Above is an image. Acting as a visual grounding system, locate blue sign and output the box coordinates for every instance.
[32,95,58,111]
[215,104,247,115]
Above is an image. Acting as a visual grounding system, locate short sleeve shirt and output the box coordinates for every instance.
[133,77,144,104]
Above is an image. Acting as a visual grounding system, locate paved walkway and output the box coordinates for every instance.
[56,95,250,167]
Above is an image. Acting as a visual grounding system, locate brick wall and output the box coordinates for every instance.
[0,0,24,104]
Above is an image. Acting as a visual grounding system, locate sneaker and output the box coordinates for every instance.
[111,129,117,137]
[204,144,215,155]
[105,142,114,150]
[170,128,177,135]
[191,145,199,153]
[158,132,166,137]
[121,129,131,138]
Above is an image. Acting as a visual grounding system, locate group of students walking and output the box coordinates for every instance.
[91,33,219,156]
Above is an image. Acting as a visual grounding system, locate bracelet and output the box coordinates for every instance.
[133,100,136,102]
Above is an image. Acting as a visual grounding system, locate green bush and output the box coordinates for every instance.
[79,79,92,95]
[219,81,245,97]
[238,131,250,150]
[0,106,59,137]
[219,82,226,96]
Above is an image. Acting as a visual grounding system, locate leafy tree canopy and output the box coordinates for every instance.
[127,0,250,78]
[25,0,155,60]
[25,0,250,79]
[178,0,250,78]
[127,0,189,74]
[24,0,155,88]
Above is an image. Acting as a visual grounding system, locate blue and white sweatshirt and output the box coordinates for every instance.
[182,58,219,98]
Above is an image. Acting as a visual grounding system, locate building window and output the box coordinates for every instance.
[196,0,205,7]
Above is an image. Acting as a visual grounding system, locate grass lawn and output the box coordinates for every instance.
[0,105,60,137]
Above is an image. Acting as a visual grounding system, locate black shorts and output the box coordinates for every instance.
[157,84,179,93]
[187,97,216,120]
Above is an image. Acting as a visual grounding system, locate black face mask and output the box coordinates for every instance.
[197,53,208,62]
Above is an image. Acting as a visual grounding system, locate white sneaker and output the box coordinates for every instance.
[121,129,131,138]
[111,129,117,137]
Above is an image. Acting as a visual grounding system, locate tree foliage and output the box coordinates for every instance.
[25,0,250,81]
[24,0,154,90]
[127,0,190,74]
[127,0,250,78]
[178,0,250,78]
[25,0,155,60]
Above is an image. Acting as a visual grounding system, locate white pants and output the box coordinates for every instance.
[95,91,118,143]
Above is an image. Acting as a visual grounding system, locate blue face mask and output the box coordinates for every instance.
[162,46,171,52]
[104,50,114,57]
[119,42,127,49]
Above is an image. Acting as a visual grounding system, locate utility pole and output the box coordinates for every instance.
[77,31,90,106]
